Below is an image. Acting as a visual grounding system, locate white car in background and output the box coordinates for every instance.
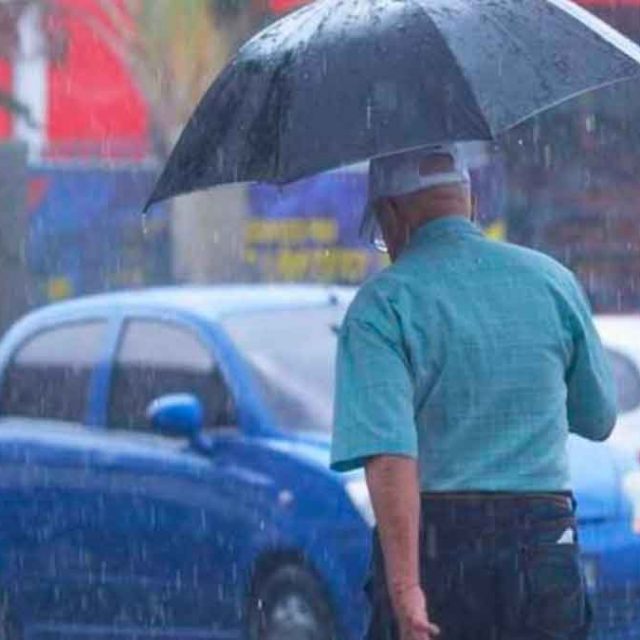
[596,315,640,457]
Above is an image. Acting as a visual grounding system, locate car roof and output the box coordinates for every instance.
[17,294,640,333]
[18,284,357,327]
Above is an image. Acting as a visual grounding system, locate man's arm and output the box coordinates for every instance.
[330,295,439,637]
[331,314,418,472]
[366,455,440,639]
[366,456,421,597]
[566,280,617,441]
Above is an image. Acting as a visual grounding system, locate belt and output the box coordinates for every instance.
[420,491,574,508]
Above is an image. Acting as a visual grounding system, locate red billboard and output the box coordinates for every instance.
[46,0,149,158]
[0,61,11,137]
[269,0,309,14]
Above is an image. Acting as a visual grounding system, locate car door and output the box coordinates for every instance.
[89,316,241,638]
[0,319,111,637]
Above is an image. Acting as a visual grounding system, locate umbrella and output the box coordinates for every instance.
[146,0,640,209]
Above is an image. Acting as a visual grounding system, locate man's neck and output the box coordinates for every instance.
[409,211,470,234]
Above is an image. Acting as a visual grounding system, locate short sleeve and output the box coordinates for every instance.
[330,312,417,473]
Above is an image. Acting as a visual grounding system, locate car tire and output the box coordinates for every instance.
[247,564,337,640]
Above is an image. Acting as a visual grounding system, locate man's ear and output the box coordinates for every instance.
[379,197,394,216]
[376,198,393,231]
[380,197,400,227]
[471,194,478,222]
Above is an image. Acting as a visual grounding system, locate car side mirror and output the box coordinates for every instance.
[146,393,204,441]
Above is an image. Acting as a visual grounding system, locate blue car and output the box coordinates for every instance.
[0,285,637,640]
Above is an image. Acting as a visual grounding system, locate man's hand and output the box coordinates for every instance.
[392,584,440,640]
[366,456,437,638]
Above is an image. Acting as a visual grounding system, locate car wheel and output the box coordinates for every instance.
[248,564,336,640]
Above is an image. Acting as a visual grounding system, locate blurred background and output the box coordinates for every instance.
[3,4,640,639]
[1,0,640,334]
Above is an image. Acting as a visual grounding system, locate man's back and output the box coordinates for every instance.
[332,217,617,492]
[333,149,611,640]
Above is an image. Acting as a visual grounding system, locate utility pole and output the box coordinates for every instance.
[12,0,47,160]
[0,141,30,336]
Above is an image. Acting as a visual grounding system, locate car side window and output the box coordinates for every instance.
[607,349,640,414]
[108,319,235,432]
[0,321,107,422]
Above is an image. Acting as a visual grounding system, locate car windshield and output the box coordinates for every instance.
[222,304,348,433]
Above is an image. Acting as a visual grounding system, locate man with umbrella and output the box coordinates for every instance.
[146,2,640,637]
[330,143,617,640]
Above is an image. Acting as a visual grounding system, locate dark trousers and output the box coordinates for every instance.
[365,493,592,640]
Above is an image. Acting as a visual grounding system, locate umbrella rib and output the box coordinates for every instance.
[472,0,640,135]
[548,0,640,64]
[271,0,332,179]
[407,0,494,139]
[503,74,640,135]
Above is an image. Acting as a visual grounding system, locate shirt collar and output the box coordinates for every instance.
[409,215,482,247]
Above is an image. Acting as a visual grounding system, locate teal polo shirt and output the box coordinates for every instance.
[331,216,617,492]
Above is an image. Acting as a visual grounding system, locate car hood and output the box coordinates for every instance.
[265,432,332,471]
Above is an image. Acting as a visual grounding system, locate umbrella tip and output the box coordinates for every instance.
[142,189,162,214]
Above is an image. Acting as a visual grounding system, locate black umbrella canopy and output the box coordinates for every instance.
[147,0,640,208]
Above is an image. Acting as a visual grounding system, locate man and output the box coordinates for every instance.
[331,144,617,640]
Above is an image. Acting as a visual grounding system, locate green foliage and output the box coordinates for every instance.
[133,0,215,73]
